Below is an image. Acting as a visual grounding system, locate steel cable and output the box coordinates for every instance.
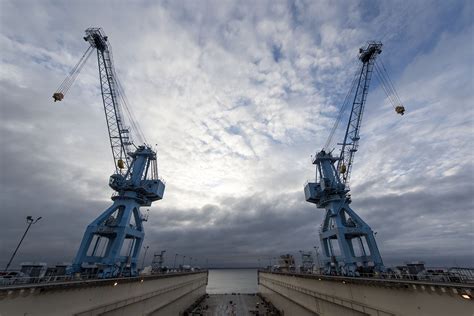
[324,64,362,151]
[56,45,93,94]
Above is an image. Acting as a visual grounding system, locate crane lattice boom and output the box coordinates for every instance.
[85,28,131,173]
[337,42,382,185]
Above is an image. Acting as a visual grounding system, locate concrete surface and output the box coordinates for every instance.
[0,271,208,316]
[258,271,474,316]
[186,294,280,316]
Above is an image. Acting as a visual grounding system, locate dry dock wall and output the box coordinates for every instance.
[258,271,473,316]
[0,271,207,316]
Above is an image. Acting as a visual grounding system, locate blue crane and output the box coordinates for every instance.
[304,42,404,276]
[53,28,165,278]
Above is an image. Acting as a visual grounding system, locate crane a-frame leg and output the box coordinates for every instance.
[70,197,144,278]
[319,200,383,275]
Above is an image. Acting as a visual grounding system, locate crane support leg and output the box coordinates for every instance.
[319,200,383,275]
[70,198,145,278]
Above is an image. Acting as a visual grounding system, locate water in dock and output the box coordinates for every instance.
[207,269,258,294]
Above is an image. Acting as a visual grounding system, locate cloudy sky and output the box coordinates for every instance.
[0,0,472,269]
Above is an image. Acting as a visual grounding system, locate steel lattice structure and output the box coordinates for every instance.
[337,42,381,185]
[304,42,386,276]
[87,28,131,173]
[54,28,165,278]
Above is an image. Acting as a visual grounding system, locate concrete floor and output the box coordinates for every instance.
[187,294,280,316]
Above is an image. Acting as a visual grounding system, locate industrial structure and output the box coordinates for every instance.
[299,251,314,273]
[2,31,473,315]
[151,251,167,273]
[53,28,165,278]
[304,42,404,276]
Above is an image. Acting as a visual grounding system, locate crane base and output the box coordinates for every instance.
[70,196,145,278]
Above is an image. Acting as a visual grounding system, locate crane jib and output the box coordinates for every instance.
[95,40,131,173]
[337,42,382,185]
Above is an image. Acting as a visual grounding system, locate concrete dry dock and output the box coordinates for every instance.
[0,271,207,316]
[258,271,474,316]
[186,293,280,315]
[2,270,473,315]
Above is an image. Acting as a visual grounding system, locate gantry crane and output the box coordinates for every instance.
[304,42,405,276]
[53,28,165,278]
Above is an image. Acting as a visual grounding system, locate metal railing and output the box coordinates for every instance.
[0,269,206,288]
[0,272,101,288]
[261,268,474,285]
[356,271,474,284]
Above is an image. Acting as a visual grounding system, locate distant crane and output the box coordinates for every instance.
[298,250,314,273]
[53,28,165,278]
[304,42,405,276]
[151,250,166,273]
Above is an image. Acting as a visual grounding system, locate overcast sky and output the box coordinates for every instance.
[0,0,472,269]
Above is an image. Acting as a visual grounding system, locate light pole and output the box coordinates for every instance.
[298,249,302,265]
[173,253,178,270]
[313,246,321,273]
[189,256,192,266]
[182,255,186,266]
[4,216,42,272]
[141,245,149,269]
